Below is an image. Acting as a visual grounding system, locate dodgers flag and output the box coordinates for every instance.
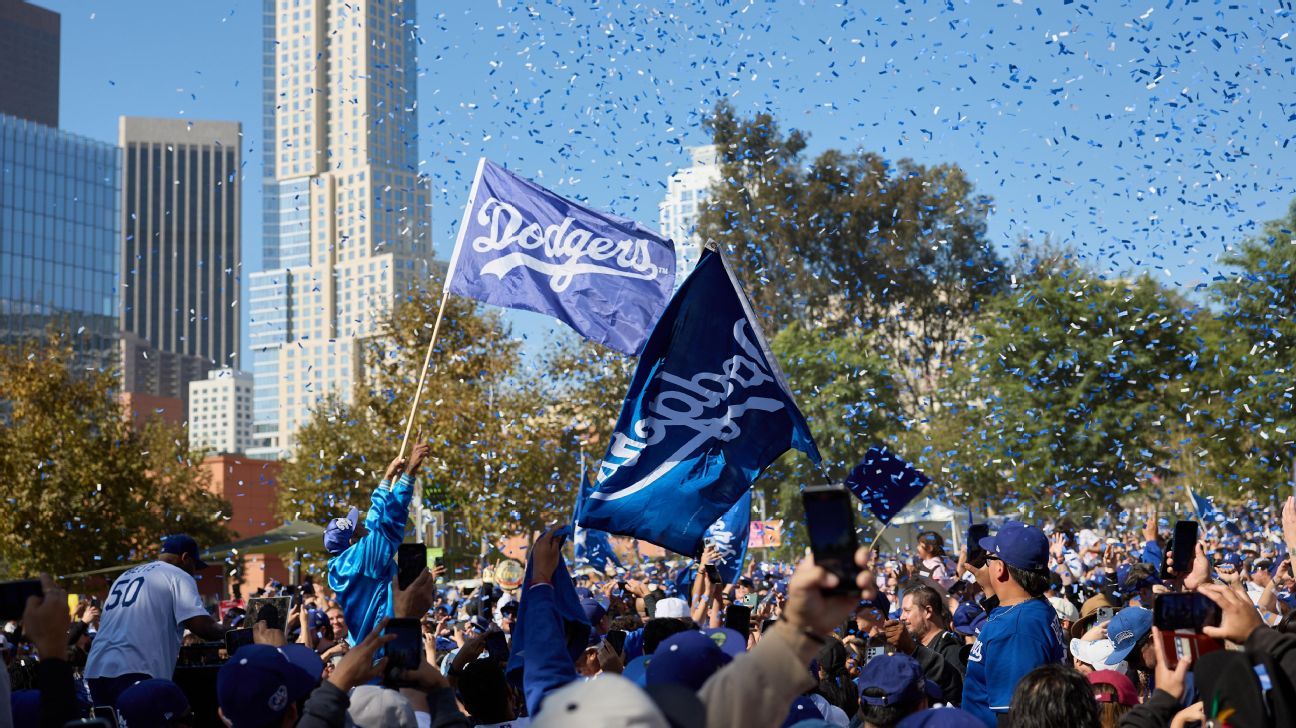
[573,473,623,571]
[447,158,676,355]
[579,247,821,554]
[845,446,931,525]
[704,489,752,585]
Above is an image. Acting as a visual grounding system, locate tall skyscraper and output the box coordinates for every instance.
[0,113,120,368]
[189,368,254,455]
[249,0,432,458]
[0,0,60,128]
[117,117,241,414]
[658,145,721,281]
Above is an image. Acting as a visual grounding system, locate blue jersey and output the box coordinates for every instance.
[327,473,415,645]
[961,597,1065,726]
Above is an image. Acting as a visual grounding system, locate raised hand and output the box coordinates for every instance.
[328,622,395,691]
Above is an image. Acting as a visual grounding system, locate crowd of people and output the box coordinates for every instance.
[4,446,1296,727]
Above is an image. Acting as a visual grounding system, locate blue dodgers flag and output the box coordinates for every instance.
[447,158,676,355]
[580,247,821,554]
[845,446,931,525]
[705,489,752,585]
[573,474,623,571]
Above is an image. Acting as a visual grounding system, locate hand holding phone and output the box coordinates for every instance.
[0,579,42,622]
[398,543,427,591]
[966,524,990,568]
[383,618,424,684]
[1153,591,1223,669]
[1164,521,1199,581]
[802,485,861,596]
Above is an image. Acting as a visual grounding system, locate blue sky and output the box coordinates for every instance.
[43,0,1296,356]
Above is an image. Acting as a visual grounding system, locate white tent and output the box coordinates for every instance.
[874,498,968,555]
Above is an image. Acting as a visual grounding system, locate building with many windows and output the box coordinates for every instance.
[188,368,254,455]
[0,0,60,128]
[0,112,120,369]
[118,117,241,414]
[248,0,432,458]
[658,145,721,283]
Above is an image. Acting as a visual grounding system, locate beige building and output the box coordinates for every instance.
[249,0,431,458]
[658,145,721,284]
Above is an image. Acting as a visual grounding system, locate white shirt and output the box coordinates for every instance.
[84,561,208,680]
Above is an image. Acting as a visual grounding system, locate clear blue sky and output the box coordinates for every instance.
[43,0,1296,357]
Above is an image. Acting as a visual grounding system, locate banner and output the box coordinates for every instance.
[573,473,623,572]
[447,158,676,355]
[845,446,931,525]
[748,520,783,548]
[704,489,751,585]
[579,247,821,554]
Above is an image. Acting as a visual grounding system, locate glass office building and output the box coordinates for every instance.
[0,112,120,369]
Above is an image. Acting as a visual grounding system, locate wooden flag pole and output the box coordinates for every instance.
[399,287,452,461]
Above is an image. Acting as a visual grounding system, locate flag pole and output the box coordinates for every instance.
[399,288,451,461]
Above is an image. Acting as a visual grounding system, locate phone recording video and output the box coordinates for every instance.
[384,617,423,680]
[725,604,752,640]
[703,564,721,584]
[1152,592,1223,669]
[605,629,628,654]
[224,628,255,654]
[966,523,990,568]
[484,625,510,663]
[397,543,427,590]
[0,579,42,621]
[1165,520,1199,580]
[802,485,861,596]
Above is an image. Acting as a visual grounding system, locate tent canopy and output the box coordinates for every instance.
[876,498,968,555]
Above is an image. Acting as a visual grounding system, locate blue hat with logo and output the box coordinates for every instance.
[858,653,935,708]
[217,645,317,727]
[978,521,1050,571]
[646,630,733,691]
[161,534,209,570]
[701,627,748,658]
[1104,607,1153,666]
[952,602,986,636]
[116,679,191,728]
[323,507,360,555]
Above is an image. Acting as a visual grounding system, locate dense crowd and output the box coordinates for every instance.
[4,446,1296,727]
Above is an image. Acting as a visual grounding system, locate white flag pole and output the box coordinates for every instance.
[401,158,487,544]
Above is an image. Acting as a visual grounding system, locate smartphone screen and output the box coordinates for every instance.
[967,524,990,567]
[0,579,42,621]
[605,629,628,654]
[802,485,861,596]
[384,618,423,672]
[1170,521,1198,578]
[1153,592,1221,632]
[704,564,721,584]
[484,626,510,663]
[398,543,427,590]
[225,628,255,654]
[725,604,752,639]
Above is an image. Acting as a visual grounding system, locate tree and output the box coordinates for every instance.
[941,253,1202,511]
[277,285,593,574]
[0,336,229,578]
[697,101,1006,418]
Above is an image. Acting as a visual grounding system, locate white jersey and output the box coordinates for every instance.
[84,561,208,680]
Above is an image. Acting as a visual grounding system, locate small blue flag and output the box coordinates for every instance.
[845,446,931,525]
[447,158,676,355]
[573,473,623,572]
[1189,488,1219,523]
[579,247,820,554]
[705,489,752,585]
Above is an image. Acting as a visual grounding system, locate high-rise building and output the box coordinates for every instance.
[249,0,432,458]
[189,368,254,455]
[658,145,721,282]
[0,0,60,128]
[117,117,241,412]
[0,113,120,368]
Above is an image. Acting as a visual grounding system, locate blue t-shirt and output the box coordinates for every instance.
[961,597,1066,727]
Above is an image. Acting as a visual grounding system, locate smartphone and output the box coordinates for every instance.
[1153,592,1223,668]
[384,618,423,674]
[0,579,42,621]
[224,628,255,654]
[90,595,100,609]
[1096,607,1119,624]
[245,596,291,631]
[1168,521,1199,579]
[725,604,752,640]
[864,644,887,665]
[703,564,721,584]
[802,485,861,596]
[605,629,628,654]
[967,524,990,567]
[484,625,510,663]
[398,543,427,590]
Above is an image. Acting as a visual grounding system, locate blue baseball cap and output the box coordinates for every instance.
[782,695,825,727]
[646,630,733,691]
[858,653,936,708]
[978,521,1050,571]
[217,645,317,727]
[279,643,325,682]
[161,534,209,570]
[951,602,985,636]
[1104,607,1153,666]
[116,679,191,728]
[323,507,360,555]
[623,654,652,686]
[896,706,990,727]
[580,598,607,626]
[701,627,748,658]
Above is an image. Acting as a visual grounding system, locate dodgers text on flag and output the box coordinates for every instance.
[446,158,676,355]
[704,489,752,585]
[579,246,821,554]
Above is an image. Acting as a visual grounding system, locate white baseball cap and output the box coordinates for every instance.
[532,674,669,728]
[653,597,690,619]
[1069,638,1127,674]
[1049,596,1080,623]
